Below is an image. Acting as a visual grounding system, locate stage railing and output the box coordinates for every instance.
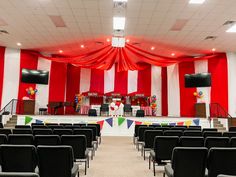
[0,99,22,115]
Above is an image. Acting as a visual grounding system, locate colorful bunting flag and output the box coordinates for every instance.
[25,116,33,125]
[118,117,125,126]
[161,123,168,126]
[105,118,113,127]
[185,120,192,127]
[35,119,43,124]
[193,119,200,126]
[97,120,104,130]
[169,123,176,126]
[177,122,184,126]
[143,122,152,126]
[135,121,142,125]
[127,119,134,129]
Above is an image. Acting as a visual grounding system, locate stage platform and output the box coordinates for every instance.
[16,115,210,136]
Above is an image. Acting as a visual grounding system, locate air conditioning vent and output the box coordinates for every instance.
[0,29,9,34]
[131,42,141,45]
[204,36,217,40]
[95,41,104,45]
[223,21,235,26]
[113,1,127,8]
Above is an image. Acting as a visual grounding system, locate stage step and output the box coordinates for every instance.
[4,115,17,129]
[213,118,227,132]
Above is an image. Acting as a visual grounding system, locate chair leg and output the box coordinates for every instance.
[87,157,90,168]
[153,160,156,176]
[163,172,165,177]
[144,149,146,160]
[149,155,151,169]
[85,161,87,175]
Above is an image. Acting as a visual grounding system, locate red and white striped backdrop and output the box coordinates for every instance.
[0,46,235,117]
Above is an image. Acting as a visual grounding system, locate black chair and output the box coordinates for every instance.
[230,137,236,147]
[37,146,79,177]
[8,134,34,145]
[31,123,44,126]
[31,125,48,129]
[229,127,236,132]
[73,129,94,159]
[81,125,98,150]
[202,128,218,132]
[0,145,37,172]
[34,135,60,146]
[149,136,179,176]
[15,125,31,129]
[164,147,208,177]
[223,132,236,138]
[88,109,97,116]
[164,130,183,137]
[0,134,7,144]
[0,172,39,177]
[53,129,73,136]
[100,104,109,116]
[45,123,58,126]
[183,130,202,137]
[217,175,236,177]
[179,136,204,147]
[171,126,187,131]
[188,126,201,130]
[60,123,73,127]
[0,123,3,128]
[136,110,145,117]
[124,104,132,116]
[203,131,222,138]
[204,137,230,149]
[61,135,89,175]
[133,125,147,145]
[156,127,170,131]
[141,130,163,160]
[88,124,101,144]
[33,128,53,135]
[12,129,33,134]
[137,127,154,150]
[207,148,236,177]
[0,129,12,135]
[47,125,63,129]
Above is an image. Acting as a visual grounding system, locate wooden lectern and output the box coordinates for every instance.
[195,103,206,118]
[23,100,35,115]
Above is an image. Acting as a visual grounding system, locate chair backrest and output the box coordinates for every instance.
[53,129,73,136]
[88,124,101,136]
[81,125,97,141]
[223,132,236,138]
[15,125,31,129]
[202,128,218,132]
[124,104,132,111]
[34,135,60,146]
[204,137,230,149]
[61,135,87,159]
[144,130,163,148]
[203,131,222,138]
[0,134,7,145]
[154,136,179,161]
[45,123,58,126]
[100,104,109,111]
[8,134,34,145]
[134,125,146,137]
[179,136,204,147]
[0,172,39,177]
[47,125,63,129]
[0,145,37,172]
[183,130,202,137]
[217,175,236,177]
[171,127,187,131]
[0,123,3,128]
[229,127,236,132]
[33,128,53,135]
[188,126,201,130]
[12,129,33,135]
[73,129,93,148]
[230,137,236,147]
[155,127,170,131]
[37,146,74,177]
[138,127,154,142]
[207,148,236,177]
[59,123,72,127]
[31,123,44,126]
[0,129,12,135]
[164,130,183,137]
[31,125,48,129]
[171,147,208,177]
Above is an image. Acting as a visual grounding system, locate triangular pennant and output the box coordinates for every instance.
[193,119,200,126]
[25,116,33,125]
[185,120,192,127]
[35,119,43,124]
[177,122,184,126]
[97,120,104,130]
[118,117,125,126]
[105,118,113,127]
[127,119,134,129]
[169,122,176,126]
[161,123,168,126]
[135,121,142,125]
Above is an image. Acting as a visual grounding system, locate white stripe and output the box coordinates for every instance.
[1,48,21,108]
[167,64,180,117]
[104,65,115,93]
[226,52,236,117]
[151,66,162,116]
[128,70,138,94]
[194,60,210,117]
[35,58,51,114]
[80,68,91,93]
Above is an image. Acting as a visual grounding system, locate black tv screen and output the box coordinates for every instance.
[21,68,49,85]
[185,73,211,87]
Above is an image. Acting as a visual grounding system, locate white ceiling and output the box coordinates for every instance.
[0,0,236,57]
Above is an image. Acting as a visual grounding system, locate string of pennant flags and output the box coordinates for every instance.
[24,116,200,130]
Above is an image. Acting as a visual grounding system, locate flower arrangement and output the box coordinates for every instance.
[150,95,157,116]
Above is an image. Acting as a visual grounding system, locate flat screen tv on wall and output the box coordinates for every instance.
[185,73,211,87]
[21,68,49,85]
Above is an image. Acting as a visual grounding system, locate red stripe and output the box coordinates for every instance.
[17,50,38,113]
[90,69,104,94]
[137,65,151,96]
[161,67,168,116]
[0,47,5,109]
[114,64,128,95]
[48,62,67,114]
[208,53,228,111]
[179,62,196,117]
[65,64,81,114]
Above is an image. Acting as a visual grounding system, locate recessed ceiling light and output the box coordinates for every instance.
[81,44,84,48]
[112,37,125,47]
[151,46,155,50]
[113,17,126,30]
[226,24,236,32]
[212,48,216,52]
[126,39,130,43]
[16,42,22,46]
[59,50,63,53]
[106,38,110,42]
[113,0,128,2]
[189,0,205,4]
[171,53,175,56]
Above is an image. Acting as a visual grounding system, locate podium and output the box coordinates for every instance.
[23,100,35,115]
[195,103,206,118]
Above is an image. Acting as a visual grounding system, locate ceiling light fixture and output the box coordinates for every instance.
[126,39,130,43]
[113,0,128,2]
[189,0,205,4]
[171,53,175,56]
[107,38,110,42]
[16,42,22,46]
[112,37,125,47]
[212,48,216,52]
[81,44,84,48]
[151,47,155,50]
[113,17,126,30]
[59,50,63,53]
[226,24,236,32]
